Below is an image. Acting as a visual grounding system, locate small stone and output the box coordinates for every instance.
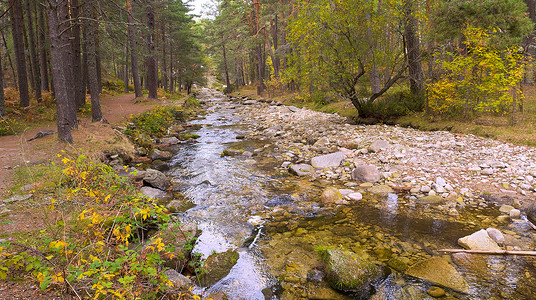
[481,168,494,175]
[486,228,505,246]
[509,209,521,219]
[497,215,510,224]
[426,286,446,298]
[435,177,446,187]
[499,205,515,214]
[368,140,392,153]
[289,164,313,176]
[348,192,363,201]
[421,186,431,193]
[352,164,381,183]
[321,187,342,204]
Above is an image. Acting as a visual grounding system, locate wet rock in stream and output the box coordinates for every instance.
[198,250,240,287]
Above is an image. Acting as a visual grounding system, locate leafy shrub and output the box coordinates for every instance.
[0,117,19,136]
[123,106,184,152]
[0,155,183,298]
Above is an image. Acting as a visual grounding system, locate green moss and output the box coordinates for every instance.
[198,250,240,287]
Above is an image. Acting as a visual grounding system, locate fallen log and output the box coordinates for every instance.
[438,249,536,256]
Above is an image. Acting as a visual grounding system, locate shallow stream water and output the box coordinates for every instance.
[168,89,536,299]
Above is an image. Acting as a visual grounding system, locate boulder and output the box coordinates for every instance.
[427,286,446,298]
[366,185,393,195]
[150,149,173,161]
[161,137,179,145]
[164,269,192,292]
[527,201,536,225]
[368,140,392,153]
[222,149,243,156]
[352,165,381,183]
[321,187,342,204]
[486,228,505,246]
[451,253,491,280]
[313,137,330,147]
[311,152,346,169]
[405,256,470,294]
[321,249,384,294]
[348,192,363,201]
[289,164,313,176]
[143,169,171,191]
[141,186,169,200]
[458,229,501,251]
[198,250,240,287]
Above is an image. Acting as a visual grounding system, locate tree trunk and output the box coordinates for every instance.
[0,51,4,117]
[126,0,142,97]
[25,0,41,102]
[70,0,84,108]
[222,42,232,93]
[404,0,424,96]
[9,0,30,107]
[37,2,49,91]
[46,0,75,143]
[145,0,157,99]
[124,35,129,93]
[83,0,103,122]
[161,22,167,92]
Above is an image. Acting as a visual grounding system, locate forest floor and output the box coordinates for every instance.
[0,93,168,299]
[0,94,164,195]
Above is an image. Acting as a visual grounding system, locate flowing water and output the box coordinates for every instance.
[168,89,536,299]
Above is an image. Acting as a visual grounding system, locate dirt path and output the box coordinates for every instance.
[0,94,161,195]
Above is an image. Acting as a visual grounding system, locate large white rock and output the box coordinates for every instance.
[458,229,501,251]
[311,152,346,169]
[352,164,381,183]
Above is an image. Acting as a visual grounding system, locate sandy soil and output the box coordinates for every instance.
[0,94,160,195]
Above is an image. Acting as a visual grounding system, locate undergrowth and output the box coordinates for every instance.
[0,155,192,299]
[123,106,184,153]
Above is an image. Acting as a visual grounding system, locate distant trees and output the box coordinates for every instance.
[207,0,535,120]
[0,0,203,142]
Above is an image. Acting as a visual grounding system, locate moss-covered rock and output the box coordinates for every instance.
[198,250,240,287]
[320,249,384,294]
[405,256,470,294]
[387,257,408,272]
[321,187,342,204]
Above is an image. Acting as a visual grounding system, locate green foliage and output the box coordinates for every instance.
[183,97,200,110]
[123,106,184,151]
[0,116,19,136]
[284,0,407,117]
[428,27,527,119]
[431,0,533,48]
[0,155,182,298]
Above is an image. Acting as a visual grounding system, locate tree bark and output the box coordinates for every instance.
[46,0,75,143]
[83,0,103,122]
[37,1,49,91]
[145,0,157,99]
[126,0,142,97]
[25,0,41,101]
[0,50,5,117]
[124,35,129,93]
[222,42,231,93]
[9,0,30,107]
[161,22,167,92]
[70,0,85,109]
[404,0,424,96]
